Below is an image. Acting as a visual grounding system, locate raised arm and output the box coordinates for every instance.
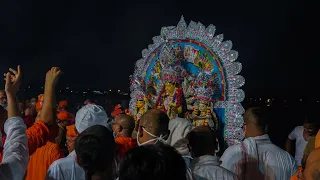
[41,67,62,125]
[26,67,62,155]
[0,66,29,180]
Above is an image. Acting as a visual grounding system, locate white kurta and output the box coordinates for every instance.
[0,117,29,180]
[46,150,85,180]
[166,117,194,156]
[288,126,308,166]
[190,155,238,180]
[220,134,297,180]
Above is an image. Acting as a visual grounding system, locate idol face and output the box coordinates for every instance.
[136,99,145,109]
[165,82,175,95]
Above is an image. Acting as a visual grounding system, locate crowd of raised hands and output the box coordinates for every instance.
[0,66,62,180]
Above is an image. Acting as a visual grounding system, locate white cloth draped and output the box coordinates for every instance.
[0,117,29,180]
[166,117,194,156]
[190,155,237,180]
[46,150,85,180]
[220,134,297,180]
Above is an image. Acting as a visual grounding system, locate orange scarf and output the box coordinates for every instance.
[115,137,138,159]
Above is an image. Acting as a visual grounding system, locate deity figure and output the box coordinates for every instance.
[128,75,150,125]
[190,100,216,128]
[185,74,218,129]
[133,93,149,122]
[156,67,184,120]
[152,61,162,80]
[126,91,150,134]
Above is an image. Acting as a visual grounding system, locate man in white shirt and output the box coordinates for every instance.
[285,118,318,167]
[46,104,110,180]
[220,107,297,180]
[0,66,29,180]
[188,126,237,180]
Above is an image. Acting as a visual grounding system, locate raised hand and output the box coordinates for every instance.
[45,67,62,87]
[4,66,22,95]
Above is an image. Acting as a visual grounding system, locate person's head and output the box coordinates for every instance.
[58,100,68,112]
[112,114,135,138]
[0,106,8,131]
[137,109,170,146]
[303,115,320,139]
[38,94,44,102]
[66,124,78,153]
[0,90,6,105]
[244,107,270,138]
[18,101,24,112]
[187,126,217,157]
[75,125,115,180]
[57,111,75,128]
[75,104,109,134]
[118,144,187,180]
[30,97,37,106]
[35,101,43,122]
[27,105,37,117]
[167,117,194,156]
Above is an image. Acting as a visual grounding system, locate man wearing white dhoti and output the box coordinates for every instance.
[220,107,297,180]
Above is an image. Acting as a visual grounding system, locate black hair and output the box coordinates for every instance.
[188,126,217,157]
[250,107,271,133]
[75,125,115,180]
[304,113,320,132]
[118,144,187,180]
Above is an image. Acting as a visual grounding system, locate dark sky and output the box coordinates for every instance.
[0,0,316,97]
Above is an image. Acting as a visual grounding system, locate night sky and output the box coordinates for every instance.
[0,0,316,97]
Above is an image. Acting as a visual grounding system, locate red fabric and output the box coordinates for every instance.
[38,94,44,102]
[111,104,124,117]
[24,115,35,128]
[290,166,303,180]
[0,136,5,162]
[115,137,138,160]
[36,94,44,111]
[36,102,42,111]
[59,100,68,108]
[66,124,77,137]
[57,111,75,121]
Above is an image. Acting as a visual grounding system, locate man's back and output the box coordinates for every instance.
[26,142,63,180]
[46,151,85,180]
[191,155,237,180]
[221,135,297,180]
[257,138,297,179]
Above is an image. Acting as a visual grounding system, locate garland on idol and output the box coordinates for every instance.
[128,16,245,147]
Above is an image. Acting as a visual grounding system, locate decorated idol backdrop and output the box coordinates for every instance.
[129,16,245,147]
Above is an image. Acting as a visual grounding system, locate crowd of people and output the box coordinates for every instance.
[0,66,319,180]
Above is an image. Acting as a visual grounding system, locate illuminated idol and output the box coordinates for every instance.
[129,16,245,147]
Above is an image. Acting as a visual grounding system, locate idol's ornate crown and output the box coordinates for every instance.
[161,66,181,83]
[195,86,214,102]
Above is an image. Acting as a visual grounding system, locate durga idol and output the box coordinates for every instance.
[156,67,184,120]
